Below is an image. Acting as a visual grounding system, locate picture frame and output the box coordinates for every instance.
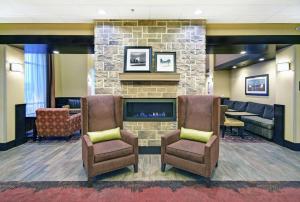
[245,74,269,96]
[154,52,176,72]
[124,46,152,72]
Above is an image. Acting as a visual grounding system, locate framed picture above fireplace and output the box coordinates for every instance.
[124,46,152,72]
[155,52,176,72]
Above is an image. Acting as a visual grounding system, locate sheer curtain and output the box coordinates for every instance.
[24,44,48,116]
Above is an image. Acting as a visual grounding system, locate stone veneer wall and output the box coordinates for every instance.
[94,20,206,146]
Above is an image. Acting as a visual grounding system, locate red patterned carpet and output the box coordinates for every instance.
[0,181,299,202]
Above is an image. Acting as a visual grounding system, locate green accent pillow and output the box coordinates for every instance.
[87,127,121,143]
[180,127,213,143]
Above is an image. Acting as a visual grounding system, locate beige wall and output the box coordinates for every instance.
[54,54,89,97]
[0,46,24,143]
[0,46,6,143]
[5,46,24,142]
[230,60,277,104]
[296,46,300,143]
[276,46,298,142]
[213,70,231,97]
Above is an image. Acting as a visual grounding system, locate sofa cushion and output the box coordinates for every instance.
[223,100,235,109]
[233,101,248,111]
[166,139,205,163]
[180,127,213,143]
[262,105,274,120]
[245,102,265,116]
[93,140,133,163]
[241,116,274,130]
[69,99,80,108]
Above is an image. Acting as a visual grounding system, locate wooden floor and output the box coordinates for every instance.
[0,139,299,182]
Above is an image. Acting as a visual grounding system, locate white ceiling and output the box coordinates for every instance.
[0,0,300,23]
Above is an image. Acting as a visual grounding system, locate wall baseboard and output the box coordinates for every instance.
[0,139,27,151]
[283,140,300,151]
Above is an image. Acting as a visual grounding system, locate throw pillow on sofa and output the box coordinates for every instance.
[180,127,213,143]
[68,99,80,109]
[88,127,121,143]
[262,105,274,120]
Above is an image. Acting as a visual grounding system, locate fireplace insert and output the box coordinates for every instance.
[123,98,176,121]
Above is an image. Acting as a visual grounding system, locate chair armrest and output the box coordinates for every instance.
[121,130,138,164]
[121,130,138,146]
[204,135,219,173]
[161,130,180,146]
[161,130,180,162]
[82,135,94,174]
[66,113,81,132]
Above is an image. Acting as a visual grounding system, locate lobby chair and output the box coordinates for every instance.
[161,95,220,184]
[35,108,81,139]
[81,95,138,186]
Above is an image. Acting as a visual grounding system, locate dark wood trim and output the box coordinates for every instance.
[0,139,27,151]
[139,146,161,154]
[283,141,300,151]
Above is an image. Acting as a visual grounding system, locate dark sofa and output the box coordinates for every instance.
[223,100,274,139]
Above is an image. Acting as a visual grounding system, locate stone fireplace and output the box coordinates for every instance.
[94,20,206,146]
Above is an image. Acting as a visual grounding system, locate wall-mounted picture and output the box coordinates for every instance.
[124,46,152,72]
[245,74,269,96]
[155,52,176,72]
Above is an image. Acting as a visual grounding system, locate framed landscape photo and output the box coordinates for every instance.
[245,74,269,96]
[155,52,176,72]
[124,46,152,72]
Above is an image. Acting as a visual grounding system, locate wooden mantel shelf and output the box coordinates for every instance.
[119,73,180,82]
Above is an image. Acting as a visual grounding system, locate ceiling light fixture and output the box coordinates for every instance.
[240,50,247,55]
[259,58,265,61]
[194,9,202,15]
[232,66,237,69]
[53,50,60,54]
[98,9,106,15]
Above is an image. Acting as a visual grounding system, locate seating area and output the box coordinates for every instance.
[223,100,276,140]
[0,1,300,201]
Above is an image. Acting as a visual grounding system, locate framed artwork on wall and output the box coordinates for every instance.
[154,52,176,72]
[124,46,152,72]
[245,74,269,96]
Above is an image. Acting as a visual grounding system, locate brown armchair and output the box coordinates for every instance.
[81,95,138,186]
[161,95,220,182]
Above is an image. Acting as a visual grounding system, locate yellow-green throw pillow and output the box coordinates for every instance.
[180,127,213,143]
[87,127,121,143]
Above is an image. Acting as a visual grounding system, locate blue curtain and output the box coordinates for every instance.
[24,44,48,116]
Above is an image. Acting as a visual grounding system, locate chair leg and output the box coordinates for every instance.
[222,126,225,138]
[87,177,93,187]
[238,127,244,139]
[161,163,166,172]
[215,160,218,168]
[205,177,211,188]
[134,164,138,173]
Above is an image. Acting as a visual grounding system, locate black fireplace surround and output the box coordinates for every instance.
[123,98,176,121]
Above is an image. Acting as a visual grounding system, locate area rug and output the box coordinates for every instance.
[0,181,299,202]
[221,130,268,143]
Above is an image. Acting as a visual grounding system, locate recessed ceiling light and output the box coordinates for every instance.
[240,51,247,55]
[53,50,59,54]
[232,66,237,69]
[98,9,106,15]
[194,9,202,15]
[259,58,265,61]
